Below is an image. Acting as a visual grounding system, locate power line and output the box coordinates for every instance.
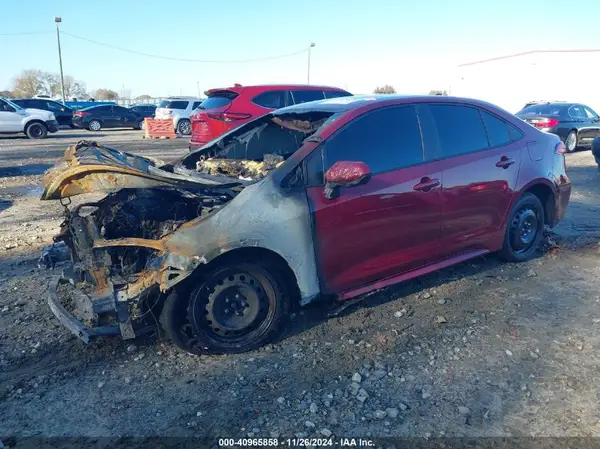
[459,48,600,67]
[0,30,52,36]
[61,31,310,63]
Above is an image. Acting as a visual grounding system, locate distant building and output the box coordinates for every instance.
[451,49,600,113]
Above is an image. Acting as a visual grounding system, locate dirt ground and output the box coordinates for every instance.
[1,130,600,443]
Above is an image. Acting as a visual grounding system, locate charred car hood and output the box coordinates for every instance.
[41,141,244,200]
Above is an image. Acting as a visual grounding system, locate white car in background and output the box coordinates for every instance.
[0,97,59,139]
[154,97,203,135]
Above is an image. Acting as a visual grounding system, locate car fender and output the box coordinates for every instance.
[163,178,321,305]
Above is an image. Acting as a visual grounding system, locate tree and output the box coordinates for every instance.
[11,70,46,97]
[135,94,152,100]
[60,76,87,99]
[94,89,119,100]
[10,69,86,99]
[429,90,448,96]
[0,90,12,97]
[373,85,396,94]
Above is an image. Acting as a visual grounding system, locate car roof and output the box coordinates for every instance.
[272,94,508,115]
[79,104,112,111]
[206,84,351,95]
[163,97,200,100]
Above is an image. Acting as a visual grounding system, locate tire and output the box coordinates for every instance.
[134,119,145,131]
[69,124,76,129]
[88,120,102,131]
[177,119,191,135]
[25,122,48,139]
[565,130,577,153]
[500,193,545,262]
[161,258,291,355]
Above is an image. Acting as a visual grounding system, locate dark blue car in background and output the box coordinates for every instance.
[516,102,600,153]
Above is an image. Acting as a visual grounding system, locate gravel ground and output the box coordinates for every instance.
[1,132,600,442]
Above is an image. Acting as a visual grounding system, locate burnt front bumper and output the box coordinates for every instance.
[47,272,121,343]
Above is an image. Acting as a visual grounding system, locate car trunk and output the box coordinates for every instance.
[191,90,239,144]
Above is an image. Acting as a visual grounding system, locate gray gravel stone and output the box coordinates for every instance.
[386,407,399,418]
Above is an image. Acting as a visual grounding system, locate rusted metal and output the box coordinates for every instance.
[94,237,167,252]
[43,166,173,200]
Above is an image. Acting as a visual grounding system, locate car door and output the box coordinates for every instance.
[45,100,70,126]
[425,104,524,258]
[581,105,600,145]
[110,106,129,127]
[0,100,24,132]
[305,105,443,295]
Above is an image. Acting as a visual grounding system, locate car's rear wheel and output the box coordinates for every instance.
[177,119,191,135]
[161,259,290,354]
[134,119,144,130]
[25,122,48,139]
[565,130,577,153]
[500,193,545,262]
[88,120,102,131]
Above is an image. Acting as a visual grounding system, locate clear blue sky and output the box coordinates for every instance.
[2,0,600,97]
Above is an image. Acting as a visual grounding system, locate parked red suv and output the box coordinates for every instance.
[188,84,352,150]
[42,95,571,355]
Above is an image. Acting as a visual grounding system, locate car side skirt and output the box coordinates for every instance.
[337,248,490,301]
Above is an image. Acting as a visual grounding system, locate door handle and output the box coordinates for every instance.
[413,177,441,192]
[496,157,515,169]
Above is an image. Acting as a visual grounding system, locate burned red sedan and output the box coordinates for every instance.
[42,95,571,354]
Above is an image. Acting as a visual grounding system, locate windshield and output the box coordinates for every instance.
[4,98,23,110]
[173,110,337,180]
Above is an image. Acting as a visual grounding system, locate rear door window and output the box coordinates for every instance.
[481,110,511,147]
[429,104,489,157]
[292,90,325,105]
[192,101,202,110]
[324,106,423,175]
[252,91,287,109]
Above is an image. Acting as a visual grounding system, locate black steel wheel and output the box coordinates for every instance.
[161,259,290,354]
[25,122,47,139]
[500,193,545,262]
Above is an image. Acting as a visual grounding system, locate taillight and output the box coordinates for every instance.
[534,118,559,129]
[555,142,566,154]
[74,111,90,117]
[207,112,252,122]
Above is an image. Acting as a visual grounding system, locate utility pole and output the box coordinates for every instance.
[54,17,66,103]
[307,42,315,84]
[197,81,200,97]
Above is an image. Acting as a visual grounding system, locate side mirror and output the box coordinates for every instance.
[324,161,372,200]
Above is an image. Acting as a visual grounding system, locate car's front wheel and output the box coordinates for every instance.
[177,119,191,135]
[565,130,577,153]
[25,122,48,139]
[161,258,290,354]
[500,193,545,262]
[88,120,102,131]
